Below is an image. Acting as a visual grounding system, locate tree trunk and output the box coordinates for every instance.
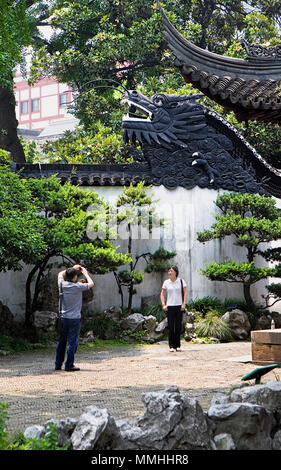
[25,263,40,326]
[0,87,26,163]
[243,283,256,312]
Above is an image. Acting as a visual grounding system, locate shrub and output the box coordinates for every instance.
[143,303,166,323]
[186,297,225,316]
[195,310,233,342]
[84,311,122,339]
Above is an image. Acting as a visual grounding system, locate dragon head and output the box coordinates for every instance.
[122,90,206,148]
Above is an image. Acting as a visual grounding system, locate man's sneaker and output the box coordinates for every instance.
[65,366,80,372]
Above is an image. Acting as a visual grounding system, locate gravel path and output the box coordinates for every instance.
[0,340,278,434]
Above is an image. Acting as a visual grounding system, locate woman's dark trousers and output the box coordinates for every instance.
[55,318,81,370]
[167,305,182,349]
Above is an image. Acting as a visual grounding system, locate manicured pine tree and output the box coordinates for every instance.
[197,192,281,314]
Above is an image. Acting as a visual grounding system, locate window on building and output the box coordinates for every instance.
[20,101,29,114]
[59,92,69,107]
[31,98,40,113]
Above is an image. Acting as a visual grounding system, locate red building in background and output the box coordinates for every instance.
[15,73,76,136]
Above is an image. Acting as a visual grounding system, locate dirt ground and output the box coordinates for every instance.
[0,340,279,433]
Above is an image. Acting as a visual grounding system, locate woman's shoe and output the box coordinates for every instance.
[169,348,176,352]
[176,348,182,352]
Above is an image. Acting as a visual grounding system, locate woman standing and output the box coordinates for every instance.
[160,266,187,352]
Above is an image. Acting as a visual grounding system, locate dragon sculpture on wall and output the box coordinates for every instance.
[122,90,281,198]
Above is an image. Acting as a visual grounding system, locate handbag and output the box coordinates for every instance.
[55,281,64,334]
[180,278,187,313]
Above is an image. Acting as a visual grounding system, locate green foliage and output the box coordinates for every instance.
[0,165,46,272]
[195,310,233,342]
[0,334,43,355]
[145,248,176,273]
[197,193,281,311]
[0,402,9,450]
[0,149,10,164]
[118,269,144,285]
[0,403,67,450]
[142,302,166,322]
[6,173,131,324]
[20,138,41,163]
[186,296,225,316]
[39,126,133,165]
[0,0,31,89]
[200,261,277,283]
[83,311,122,340]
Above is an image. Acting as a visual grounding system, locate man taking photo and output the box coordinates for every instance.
[55,265,94,372]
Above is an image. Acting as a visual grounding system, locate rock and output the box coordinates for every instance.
[185,311,195,324]
[103,306,122,322]
[33,310,57,333]
[155,317,168,334]
[255,314,281,330]
[24,425,45,439]
[184,322,196,342]
[80,330,95,344]
[118,386,214,450]
[222,309,251,340]
[273,430,281,450]
[214,433,236,450]
[210,392,230,406]
[230,381,281,411]
[143,315,157,332]
[120,313,145,333]
[142,317,168,343]
[207,401,275,450]
[70,406,124,450]
[44,418,77,447]
[254,315,272,330]
[0,301,15,335]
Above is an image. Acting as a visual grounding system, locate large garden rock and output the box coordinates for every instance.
[117,386,214,450]
[33,310,57,333]
[229,381,281,412]
[0,301,15,335]
[207,401,275,450]
[222,309,251,340]
[120,313,145,333]
[142,317,168,343]
[70,406,124,450]
[103,306,122,322]
[255,314,281,330]
[24,424,45,439]
[184,323,196,342]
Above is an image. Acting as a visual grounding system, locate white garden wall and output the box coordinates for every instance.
[1,185,280,321]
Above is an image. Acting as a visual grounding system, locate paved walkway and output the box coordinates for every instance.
[0,341,278,434]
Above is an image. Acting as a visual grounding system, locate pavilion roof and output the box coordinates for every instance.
[159,4,281,124]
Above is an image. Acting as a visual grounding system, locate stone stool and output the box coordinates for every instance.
[251,329,281,364]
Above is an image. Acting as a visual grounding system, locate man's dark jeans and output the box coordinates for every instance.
[55,318,81,370]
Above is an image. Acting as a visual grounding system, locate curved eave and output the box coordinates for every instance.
[159,2,281,81]
[180,69,281,123]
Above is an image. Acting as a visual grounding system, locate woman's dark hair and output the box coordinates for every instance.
[169,265,179,277]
